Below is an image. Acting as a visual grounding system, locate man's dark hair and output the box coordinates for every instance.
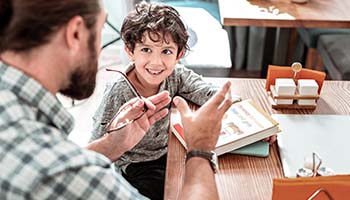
[0,0,101,53]
[121,1,189,57]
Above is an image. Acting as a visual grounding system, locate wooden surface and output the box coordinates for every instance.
[164,78,350,200]
[218,0,350,28]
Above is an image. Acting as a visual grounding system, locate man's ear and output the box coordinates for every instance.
[65,16,86,54]
[124,46,135,61]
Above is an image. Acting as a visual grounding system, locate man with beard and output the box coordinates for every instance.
[0,0,233,199]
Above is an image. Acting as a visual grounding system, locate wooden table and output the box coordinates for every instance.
[219,0,350,28]
[164,78,350,200]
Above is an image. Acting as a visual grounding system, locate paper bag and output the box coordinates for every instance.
[272,175,350,200]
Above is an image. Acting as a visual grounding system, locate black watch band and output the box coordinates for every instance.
[186,149,219,173]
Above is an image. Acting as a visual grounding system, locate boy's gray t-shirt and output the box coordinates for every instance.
[90,64,217,172]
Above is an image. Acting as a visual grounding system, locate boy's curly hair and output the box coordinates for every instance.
[121,1,189,57]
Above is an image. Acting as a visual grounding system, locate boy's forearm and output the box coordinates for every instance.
[181,157,219,200]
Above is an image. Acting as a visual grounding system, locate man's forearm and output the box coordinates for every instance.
[181,157,219,200]
[85,135,126,161]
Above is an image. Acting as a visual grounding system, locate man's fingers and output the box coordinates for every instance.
[143,97,156,111]
[207,81,232,108]
[144,97,170,118]
[173,96,191,118]
[218,96,233,113]
[203,81,232,115]
[109,98,145,130]
[148,108,169,125]
[118,97,140,111]
[147,91,170,105]
[120,98,145,118]
[144,91,171,112]
[155,95,171,110]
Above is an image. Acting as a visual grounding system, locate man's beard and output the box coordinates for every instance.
[59,31,98,100]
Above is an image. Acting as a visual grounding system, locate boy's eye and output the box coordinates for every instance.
[163,49,173,55]
[141,48,151,53]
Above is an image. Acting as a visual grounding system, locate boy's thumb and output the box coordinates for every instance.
[173,96,190,117]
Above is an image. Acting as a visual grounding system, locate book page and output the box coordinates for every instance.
[217,100,275,147]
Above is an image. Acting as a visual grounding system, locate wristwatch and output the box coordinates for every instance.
[186,149,219,173]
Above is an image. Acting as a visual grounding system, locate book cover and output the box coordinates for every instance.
[229,141,269,157]
[171,99,279,156]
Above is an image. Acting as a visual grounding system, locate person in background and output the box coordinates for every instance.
[90,2,227,199]
[0,0,232,199]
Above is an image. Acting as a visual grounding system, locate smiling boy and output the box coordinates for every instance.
[90,2,218,199]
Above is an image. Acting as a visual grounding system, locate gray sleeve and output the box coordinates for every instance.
[174,66,218,106]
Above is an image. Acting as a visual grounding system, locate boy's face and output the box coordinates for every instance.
[125,32,183,87]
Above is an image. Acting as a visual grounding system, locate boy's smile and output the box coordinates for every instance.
[145,68,165,75]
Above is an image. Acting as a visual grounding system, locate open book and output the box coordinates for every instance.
[171,99,279,156]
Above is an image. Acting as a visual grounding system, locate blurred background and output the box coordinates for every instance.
[64,0,350,145]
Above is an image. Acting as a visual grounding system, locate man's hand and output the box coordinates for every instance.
[87,91,171,161]
[173,81,233,151]
[108,91,171,151]
[175,81,233,200]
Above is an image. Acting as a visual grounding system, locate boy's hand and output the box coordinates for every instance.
[263,135,277,144]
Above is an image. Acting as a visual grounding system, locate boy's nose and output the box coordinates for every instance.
[149,53,163,65]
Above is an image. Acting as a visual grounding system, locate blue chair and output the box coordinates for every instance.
[297,28,350,69]
[317,34,350,80]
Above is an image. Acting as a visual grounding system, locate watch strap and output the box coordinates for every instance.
[186,149,218,173]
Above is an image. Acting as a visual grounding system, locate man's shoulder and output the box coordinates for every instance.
[0,89,18,105]
[0,89,35,121]
[0,88,111,191]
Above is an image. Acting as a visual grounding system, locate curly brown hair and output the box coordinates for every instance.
[121,1,189,58]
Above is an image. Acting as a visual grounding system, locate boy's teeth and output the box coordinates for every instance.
[147,69,163,75]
